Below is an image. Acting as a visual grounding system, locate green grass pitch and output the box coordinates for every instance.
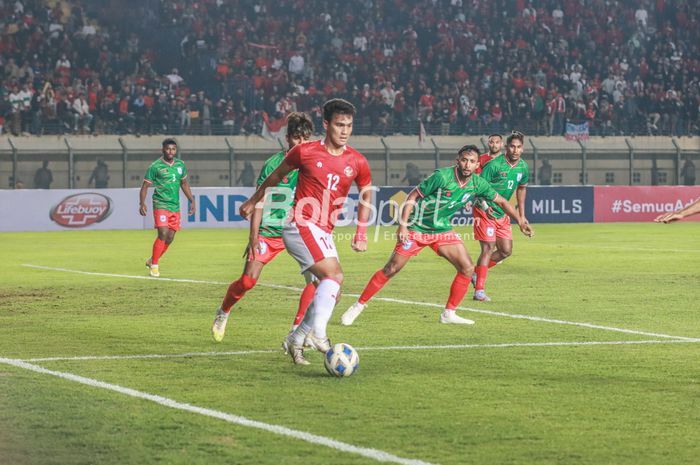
[1,223,699,465]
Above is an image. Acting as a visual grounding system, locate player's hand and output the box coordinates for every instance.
[244,236,260,260]
[485,207,497,220]
[351,235,367,252]
[239,199,255,220]
[654,212,682,223]
[139,203,147,216]
[519,221,534,237]
[188,201,196,216]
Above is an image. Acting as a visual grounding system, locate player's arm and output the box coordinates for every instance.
[352,183,373,252]
[397,188,422,243]
[138,180,151,216]
[516,184,528,225]
[493,193,534,237]
[654,197,700,223]
[239,161,294,219]
[180,177,196,216]
[245,203,263,260]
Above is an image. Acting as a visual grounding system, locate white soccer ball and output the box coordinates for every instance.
[324,343,359,377]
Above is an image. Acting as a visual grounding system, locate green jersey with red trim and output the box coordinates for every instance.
[409,166,497,234]
[257,151,299,237]
[477,155,529,219]
[144,158,188,212]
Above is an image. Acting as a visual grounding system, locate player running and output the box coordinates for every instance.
[471,130,531,301]
[476,133,504,174]
[139,138,195,277]
[211,112,317,342]
[239,98,373,365]
[341,145,533,326]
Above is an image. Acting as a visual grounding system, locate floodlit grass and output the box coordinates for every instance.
[1,224,699,465]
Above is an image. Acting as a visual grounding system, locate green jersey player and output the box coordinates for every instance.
[211,112,317,343]
[139,138,196,277]
[342,144,533,326]
[472,130,533,301]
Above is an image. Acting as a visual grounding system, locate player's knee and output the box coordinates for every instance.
[459,263,474,276]
[500,248,512,258]
[383,263,400,277]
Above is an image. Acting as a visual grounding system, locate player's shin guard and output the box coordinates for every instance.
[293,282,316,327]
[311,279,341,339]
[358,269,390,304]
[475,265,488,291]
[445,272,470,310]
[151,238,167,265]
[221,275,257,312]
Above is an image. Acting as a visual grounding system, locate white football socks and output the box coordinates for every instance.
[310,278,341,340]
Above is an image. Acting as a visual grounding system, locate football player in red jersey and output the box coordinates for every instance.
[240,99,373,365]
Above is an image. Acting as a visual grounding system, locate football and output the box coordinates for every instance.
[324,343,359,377]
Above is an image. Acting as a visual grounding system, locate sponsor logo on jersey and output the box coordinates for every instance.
[516,173,523,181]
[50,193,112,228]
[402,240,414,250]
[177,167,183,174]
[316,162,323,168]
[344,166,354,177]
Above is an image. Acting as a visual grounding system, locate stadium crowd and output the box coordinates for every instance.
[1,0,698,137]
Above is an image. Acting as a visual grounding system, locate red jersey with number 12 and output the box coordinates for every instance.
[285,140,372,232]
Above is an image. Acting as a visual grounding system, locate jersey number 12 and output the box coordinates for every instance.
[326,173,340,191]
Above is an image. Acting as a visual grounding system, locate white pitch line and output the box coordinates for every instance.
[0,357,438,465]
[24,339,699,363]
[22,264,700,342]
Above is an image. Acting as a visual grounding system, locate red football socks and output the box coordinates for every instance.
[475,265,488,291]
[221,275,257,312]
[293,282,316,326]
[358,269,390,304]
[445,273,470,310]
[151,238,167,265]
[488,259,498,268]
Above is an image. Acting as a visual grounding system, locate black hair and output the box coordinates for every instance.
[286,112,314,139]
[507,130,524,145]
[162,138,177,147]
[457,144,480,158]
[322,98,356,122]
[487,133,502,140]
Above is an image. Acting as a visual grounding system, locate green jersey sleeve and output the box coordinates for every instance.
[474,175,498,202]
[416,170,444,198]
[144,163,158,182]
[257,151,286,187]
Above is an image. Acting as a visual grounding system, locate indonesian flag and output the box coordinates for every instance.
[261,112,287,141]
[418,120,427,146]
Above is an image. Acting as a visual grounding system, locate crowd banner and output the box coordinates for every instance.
[525,186,594,223]
[593,186,700,222]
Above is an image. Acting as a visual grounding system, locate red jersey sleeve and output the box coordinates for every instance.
[284,143,303,169]
[354,155,372,188]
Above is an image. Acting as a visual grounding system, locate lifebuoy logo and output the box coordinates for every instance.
[50,193,112,227]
